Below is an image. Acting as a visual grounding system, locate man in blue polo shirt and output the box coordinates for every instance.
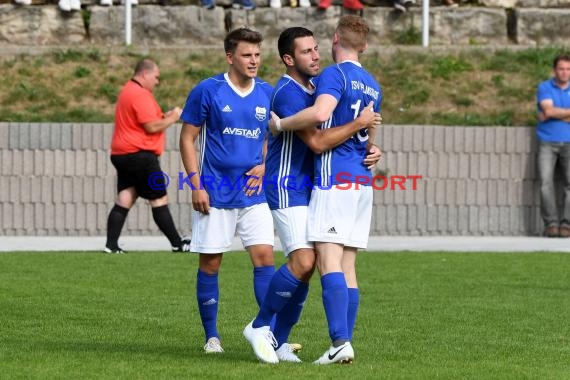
[537,54,570,237]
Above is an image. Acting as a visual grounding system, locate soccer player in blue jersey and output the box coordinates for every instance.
[269,16,382,365]
[243,27,382,364]
[179,27,276,356]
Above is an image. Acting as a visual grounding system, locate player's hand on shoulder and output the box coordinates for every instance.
[268,111,282,136]
[358,101,381,130]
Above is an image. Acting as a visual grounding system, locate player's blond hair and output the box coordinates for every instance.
[336,15,369,53]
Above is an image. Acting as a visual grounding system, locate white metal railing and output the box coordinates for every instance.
[125,0,132,46]
[422,0,430,47]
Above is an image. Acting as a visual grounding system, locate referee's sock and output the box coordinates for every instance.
[152,205,182,247]
[106,204,129,249]
[321,272,349,343]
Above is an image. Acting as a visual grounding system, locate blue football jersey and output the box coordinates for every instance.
[181,73,273,208]
[265,75,315,210]
[315,61,382,187]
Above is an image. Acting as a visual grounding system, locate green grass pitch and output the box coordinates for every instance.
[0,251,568,379]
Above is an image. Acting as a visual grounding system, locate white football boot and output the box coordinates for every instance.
[313,341,354,365]
[275,343,302,363]
[243,320,279,364]
[203,337,224,353]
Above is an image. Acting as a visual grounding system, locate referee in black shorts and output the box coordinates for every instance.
[105,59,190,253]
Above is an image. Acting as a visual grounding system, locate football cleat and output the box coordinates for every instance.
[104,246,126,254]
[288,342,302,352]
[275,343,302,363]
[313,342,354,365]
[172,237,191,253]
[203,337,224,353]
[243,320,279,364]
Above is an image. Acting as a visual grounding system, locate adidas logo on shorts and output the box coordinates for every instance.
[327,227,337,234]
[275,291,292,298]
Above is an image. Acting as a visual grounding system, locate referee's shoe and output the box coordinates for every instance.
[172,237,191,253]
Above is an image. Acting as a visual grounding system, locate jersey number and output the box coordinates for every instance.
[351,100,369,143]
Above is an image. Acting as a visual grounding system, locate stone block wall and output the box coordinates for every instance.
[373,126,543,236]
[516,8,570,46]
[0,122,547,236]
[1,3,570,47]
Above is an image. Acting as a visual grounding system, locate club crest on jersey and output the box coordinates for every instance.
[255,106,267,121]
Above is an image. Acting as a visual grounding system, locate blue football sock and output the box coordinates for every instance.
[321,272,349,342]
[253,265,301,328]
[196,270,219,341]
[273,281,309,348]
[253,265,275,306]
[347,287,360,341]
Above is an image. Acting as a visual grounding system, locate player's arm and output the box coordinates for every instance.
[296,101,379,154]
[367,122,377,149]
[180,122,210,214]
[270,94,338,133]
[539,99,570,121]
[143,107,182,134]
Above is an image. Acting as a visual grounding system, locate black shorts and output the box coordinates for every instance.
[110,151,167,200]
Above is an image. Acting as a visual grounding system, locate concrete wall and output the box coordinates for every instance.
[2,3,570,47]
[0,122,546,236]
[373,125,542,236]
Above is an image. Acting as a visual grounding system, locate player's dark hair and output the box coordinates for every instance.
[277,27,314,63]
[553,54,570,69]
[224,27,263,54]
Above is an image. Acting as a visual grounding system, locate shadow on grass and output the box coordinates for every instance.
[7,337,260,364]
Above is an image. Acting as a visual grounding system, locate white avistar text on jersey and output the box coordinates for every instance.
[222,127,262,139]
